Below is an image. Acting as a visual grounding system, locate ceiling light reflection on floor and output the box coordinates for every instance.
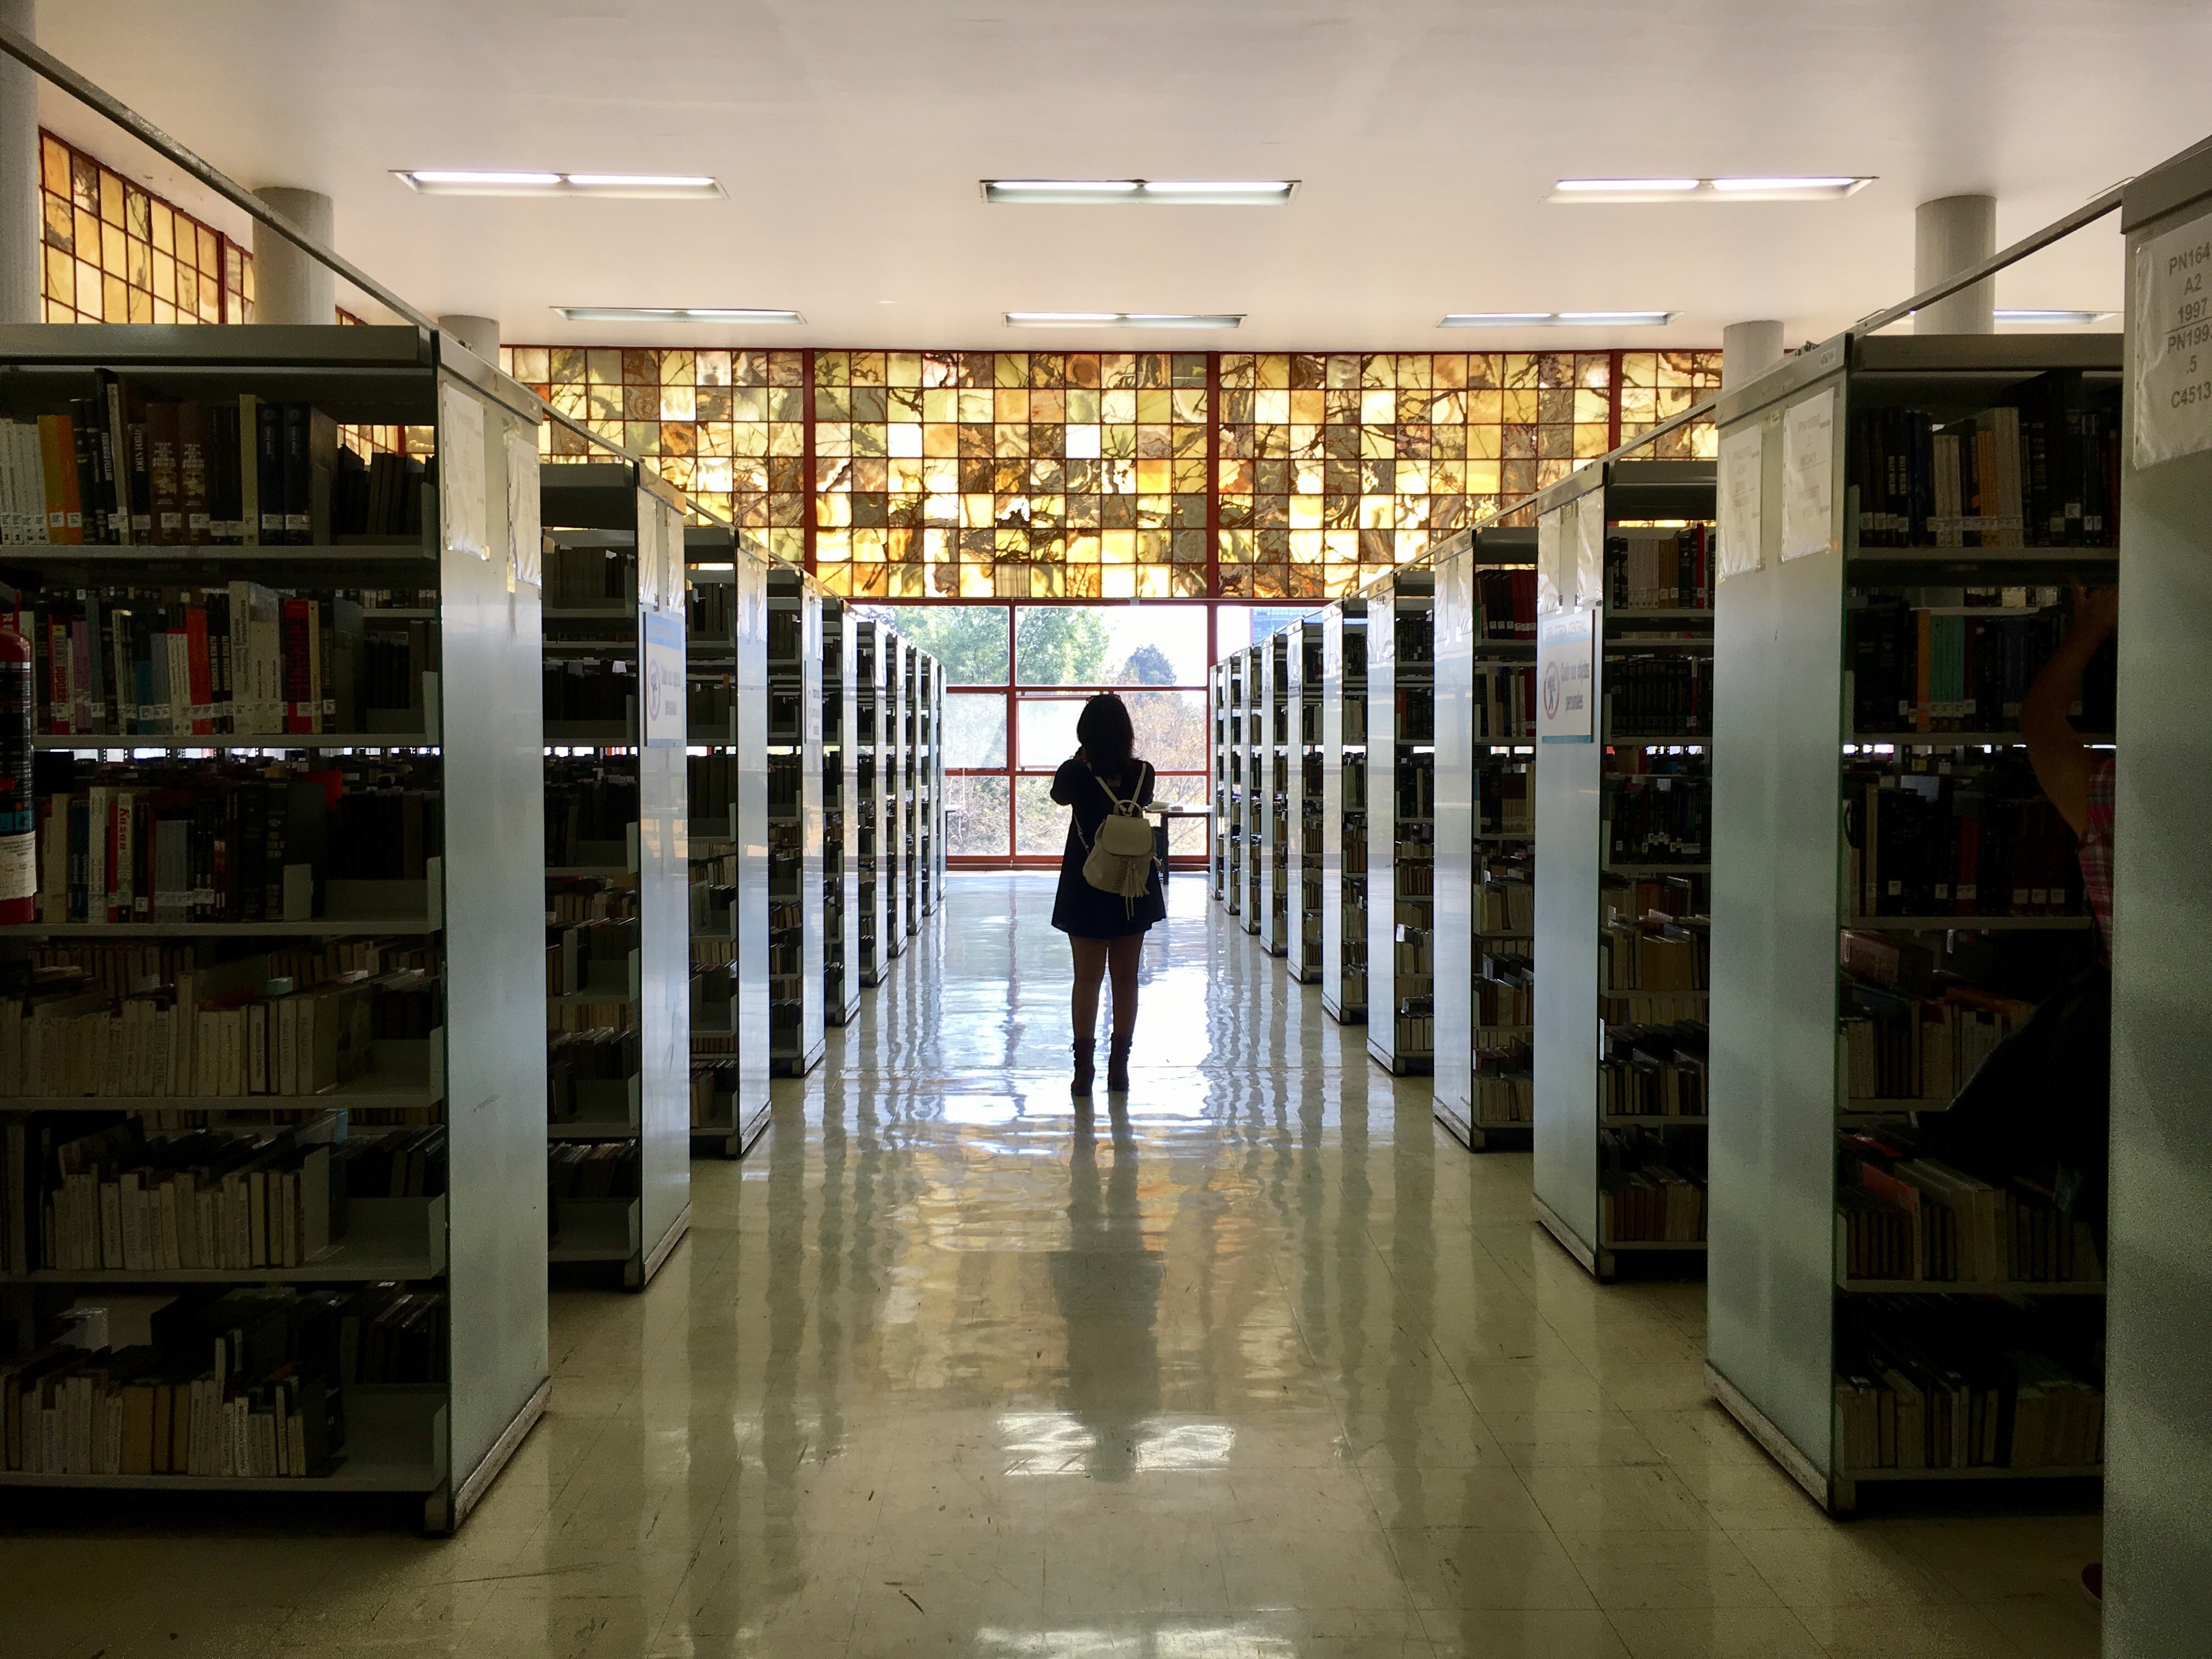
[977,1625,1295,1657]
[997,1410,1235,1474]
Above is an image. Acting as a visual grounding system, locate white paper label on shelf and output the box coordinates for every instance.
[1536,505,1566,617]
[506,428,541,589]
[1780,386,1836,562]
[1537,607,1596,743]
[1573,491,1604,610]
[438,383,488,560]
[642,609,685,747]
[1718,424,1765,580]
[2131,207,2212,470]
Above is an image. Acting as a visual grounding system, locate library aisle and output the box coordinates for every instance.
[3,874,2097,1659]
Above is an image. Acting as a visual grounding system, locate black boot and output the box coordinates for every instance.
[1072,1040,1096,1097]
[1107,1034,1132,1093]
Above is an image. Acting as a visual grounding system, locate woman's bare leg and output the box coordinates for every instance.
[1070,936,1108,1042]
[1107,934,1142,1040]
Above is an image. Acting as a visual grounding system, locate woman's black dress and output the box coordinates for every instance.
[1049,757,1167,938]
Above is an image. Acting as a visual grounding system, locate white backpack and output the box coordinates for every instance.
[1077,763,1157,907]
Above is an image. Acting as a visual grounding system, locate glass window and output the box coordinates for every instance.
[1015,696,1085,770]
[944,691,1008,770]
[885,605,1009,684]
[1014,603,1206,687]
[945,774,1010,857]
[1014,775,1068,857]
[1119,690,1210,774]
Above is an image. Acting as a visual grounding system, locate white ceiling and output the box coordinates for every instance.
[34,1,2212,353]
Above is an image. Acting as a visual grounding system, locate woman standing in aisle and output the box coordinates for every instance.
[1051,693,1166,1097]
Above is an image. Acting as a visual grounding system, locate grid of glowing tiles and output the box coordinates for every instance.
[812,350,1211,600]
[501,346,806,563]
[1217,351,1720,598]
[38,130,251,326]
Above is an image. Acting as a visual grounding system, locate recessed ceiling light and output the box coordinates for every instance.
[396,171,725,199]
[1440,312,1674,328]
[1994,308,2115,325]
[1005,312,1243,329]
[555,307,803,324]
[1550,176,1872,203]
[981,179,1296,206]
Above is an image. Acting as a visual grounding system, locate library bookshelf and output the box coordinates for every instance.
[853,620,889,989]
[1283,618,1325,985]
[683,529,771,1158]
[1257,630,1292,957]
[1527,459,1717,1276]
[765,567,826,1077]
[1707,332,2120,1511]
[821,592,861,1027]
[539,463,692,1288]
[0,323,549,1531]
[1319,599,1368,1025]
[1434,524,1540,1150]
[1364,569,1435,1075]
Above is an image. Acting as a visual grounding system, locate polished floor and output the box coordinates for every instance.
[4,872,2101,1658]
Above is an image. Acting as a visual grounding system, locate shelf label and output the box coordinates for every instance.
[2132,206,2212,470]
[506,428,541,589]
[1780,386,1836,562]
[642,609,685,748]
[1718,425,1764,580]
[438,383,488,560]
[1537,607,1596,743]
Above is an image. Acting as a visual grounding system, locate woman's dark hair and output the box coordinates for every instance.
[1076,692,1136,771]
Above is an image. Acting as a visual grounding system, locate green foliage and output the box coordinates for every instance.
[883,606,1009,684]
[1120,642,1177,686]
[1012,607,1109,686]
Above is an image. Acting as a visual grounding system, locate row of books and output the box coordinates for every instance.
[1604,656,1711,738]
[547,918,635,999]
[1834,1298,2103,1471]
[1475,957,1532,1030]
[1847,593,2115,734]
[2,1283,445,1478]
[1472,664,1536,742]
[543,545,635,608]
[1392,762,1435,821]
[1472,1070,1533,1127]
[1472,568,1538,640]
[1839,1128,2101,1284]
[546,1138,640,1201]
[548,1029,635,1125]
[543,659,635,727]
[0,969,403,1101]
[1606,528,1712,612]
[1393,612,1432,664]
[1599,916,1708,994]
[38,761,443,924]
[0,392,385,549]
[550,877,633,927]
[1476,870,1534,936]
[31,588,432,738]
[545,766,637,868]
[1601,1023,1708,1119]
[1599,1126,1708,1243]
[11,940,435,1010]
[1846,761,2084,918]
[1604,772,1708,866]
[1841,981,2033,1105]
[1848,376,2119,548]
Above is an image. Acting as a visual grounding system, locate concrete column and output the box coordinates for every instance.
[0,0,40,325]
[1914,194,1995,334]
[251,187,334,325]
[438,313,500,363]
[1720,321,1784,391]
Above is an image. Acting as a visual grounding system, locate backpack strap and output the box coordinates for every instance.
[1086,762,1143,816]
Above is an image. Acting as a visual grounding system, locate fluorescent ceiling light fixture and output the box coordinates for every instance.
[396,170,725,199]
[1551,176,1872,203]
[1005,312,1242,329]
[1441,311,1674,328]
[1995,308,2115,324]
[981,178,1296,205]
[554,306,803,324]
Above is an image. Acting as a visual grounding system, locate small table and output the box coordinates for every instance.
[1148,806,1212,886]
